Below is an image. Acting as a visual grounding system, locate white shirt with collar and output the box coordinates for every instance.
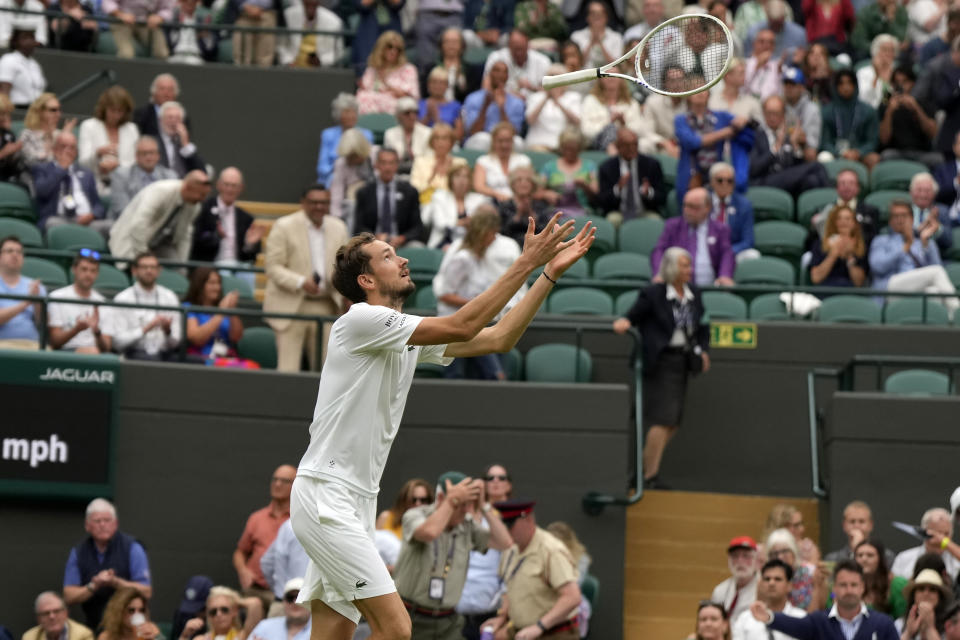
[383,122,432,161]
[58,166,94,217]
[483,47,551,99]
[0,50,45,105]
[0,0,48,49]
[665,282,694,347]
[214,197,237,262]
[160,130,197,168]
[828,602,869,640]
[694,222,715,286]
[104,282,182,355]
[733,602,805,640]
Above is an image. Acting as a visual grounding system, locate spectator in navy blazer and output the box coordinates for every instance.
[933,130,960,220]
[32,132,108,233]
[651,187,735,287]
[353,148,423,247]
[596,128,665,222]
[748,560,899,640]
[706,162,758,262]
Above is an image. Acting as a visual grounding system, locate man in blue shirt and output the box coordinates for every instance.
[63,498,152,629]
[462,61,525,151]
[260,520,309,603]
[248,578,311,640]
[749,560,899,640]
[744,0,807,59]
[0,235,44,349]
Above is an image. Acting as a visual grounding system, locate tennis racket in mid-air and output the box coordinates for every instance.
[542,13,733,96]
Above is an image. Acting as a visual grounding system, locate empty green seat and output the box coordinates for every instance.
[525,343,592,383]
[864,190,910,223]
[89,263,129,294]
[870,159,927,192]
[547,287,614,315]
[665,189,678,217]
[356,113,396,145]
[615,290,638,316]
[947,263,960,289]
[398,247,443,279]
[702,291,747,320]
[883,299,950,325]
[570,216,615,254]
[452,148,484,167]
[22,257,67,288]
[221,274,254,300]
[884,369,952,396]
[747,186,795,222]
[824,159,868,190]
[502,348,523,381]
[817,295,881,323]
[581,573,600,610]
[753,221,807,262]
[0,217,43,247]
[734,256,795,286]
[524,150,558,172]
[796,187,838,227]
[412,284,437,312]
[237,326,278,369]
[0,182,35,220]
[530,259,588,283]
[156,270,189,298]
[655,154,677,189]
[579,151,610,167]
[46,224,107,252]
[946,229,960,262]
[593,252,651,281]
[749,292,791,321]
[618,217,664,256]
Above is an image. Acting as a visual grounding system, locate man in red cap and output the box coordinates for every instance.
[710,536,759,625]
[481,501,582,640]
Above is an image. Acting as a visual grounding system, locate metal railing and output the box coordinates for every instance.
[24,246,266,274]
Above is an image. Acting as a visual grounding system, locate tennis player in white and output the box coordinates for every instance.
[289,213,594,640]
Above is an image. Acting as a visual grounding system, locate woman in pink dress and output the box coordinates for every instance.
[356,31,420,115]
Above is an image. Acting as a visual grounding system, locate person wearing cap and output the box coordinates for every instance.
[21,592,93,640]
[394,472,512,640]
[246,579,311,640]
[732,559,806,640]
[482,500,582,640]
[383,97,432,178]
[712,536,760,625]
[896,569,953,639]
[750,560,899,640]
[171,576,213,640]
[782,66,821,163]
[892,508,960,580]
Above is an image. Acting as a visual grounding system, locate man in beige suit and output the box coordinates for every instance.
[264,183,349,371]
[22,592,93,640]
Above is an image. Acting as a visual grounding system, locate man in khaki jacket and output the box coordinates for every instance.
[264,183,348,371]
[22,592,93,640]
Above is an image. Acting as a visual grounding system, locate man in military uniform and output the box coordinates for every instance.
[482,501,582,640]
[395,471,513,640]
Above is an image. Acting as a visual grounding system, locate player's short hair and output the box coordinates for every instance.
[333,233,377,303]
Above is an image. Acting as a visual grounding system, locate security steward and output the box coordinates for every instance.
[395,471,513,640]
[481,501,582,640]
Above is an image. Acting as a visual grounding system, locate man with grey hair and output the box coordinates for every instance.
[892,508,960,578]
[909,172,952,255]
[744,0,806,58]
[316,93,374,185]
[63,499,152,629]
[134,73,188,138]
[707,162,758,262]
[651,187,735,287]
[22,592,93,640]
[157,101,206,178]
[109,136,178,218]
[383,97,431,177]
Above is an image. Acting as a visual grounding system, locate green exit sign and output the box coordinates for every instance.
[710,322,758,348]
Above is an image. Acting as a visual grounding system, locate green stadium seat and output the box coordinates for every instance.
[734,256,795,286]
[666,189,678,217]
[655,154,677,188]
[593,252,652,281]
[463,46,494,66]
[156,270,189,298]
[753,221,807,263]
[221,274,255,300]
[0,182,35,220]
[580,151,610,167]
[884,369,952,396]
[796,187,838,227]
[946,229,960,262]
[571,216,615,254]
[883,299,950,326]
[237,327,278,369]
[581,573,600,611]
[10,120,24,138]
[529,259,588,283]
[817,295,882,323]
[524,150,557,172]
[22,257,67,288]
[217,39,233,63]
[947,263,960,289]
[863,190,910,223]
[525,343,592,382]
[46,224,107,252]
[870,159,927,192]
[398,246,443,285]
[615,290,637,316]
[95,30,117,55]
[0,217,43,247]
[88,263,129,294]
[618,217,663,255]
[702,291,748,320]
[749,292,790,321]
[412,284,437,312]
[452,148,484,167]
[547,287,614,315]
[502,348,523,381]
[357,113,396,145]
[747,186,795,222]
[824,159,868,190]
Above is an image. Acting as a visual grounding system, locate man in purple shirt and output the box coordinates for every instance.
[651,187,735,287]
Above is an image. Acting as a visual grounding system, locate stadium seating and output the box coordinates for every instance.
[547,287,614,315]
[46,224,108,252]
[502,348,523,381]
[884,369,953,396]
[615,290,637,316]
[869,159,927,192]
[222,274,255,300]
[817,295,882,323]
[156,270,190,298]
[237,326,278,369]
[655,154,678,188]
[412,284,437,312]
[702,291,748,320]
[524,150,557,172]
[357,113,396,145]
[398,246,443,286]
[452,148,484,167]
[746,186,795,222]
[734,256,796,286]
[864,190,910,222]
[883,299,950,326]
[823,159,868,189]
[581,573,600,611]
[618,217,664,256]
[0,217,43,247]
[90,264,130,295]
[571,216,615,255]
[0,183,36,221]
[946,229,960,262]
[593,252,652,281]
[530,259,589,283]
[749,293,791,321]
[665,189,678,217]
[796,187,837,227]
[947,263,960,289]
[580,151,610,167]
[22,257,68,288]
[753,221,807,264]
[525,343,593,383]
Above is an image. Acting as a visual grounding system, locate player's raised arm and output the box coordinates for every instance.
[407,213,576,346]
[444,222,595,358]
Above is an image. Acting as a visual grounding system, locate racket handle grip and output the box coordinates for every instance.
[542,68,600,90]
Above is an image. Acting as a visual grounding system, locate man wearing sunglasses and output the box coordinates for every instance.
[47,250,111,354]
[707,162,758,263]
[247,579,311,640]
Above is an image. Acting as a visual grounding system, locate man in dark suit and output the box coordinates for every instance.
[192,167,264,263]
[749,95,827,199]
[133,73,190,137]
[597,128,666,222]
[31,132,109,234]
[933,130,960,220]
[707,162,757,260]
[157,101,206,178]
[651,187,735,287]
[354,148,422,247]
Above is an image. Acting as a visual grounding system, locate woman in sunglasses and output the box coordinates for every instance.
[185,587,261,640]
[375,478,434,540]
[98,588,159,640]
[695,601,730,640]
[483,464,513,506]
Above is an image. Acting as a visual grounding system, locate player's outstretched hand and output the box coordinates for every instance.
[520,213,577,268]
[546,220,596,278]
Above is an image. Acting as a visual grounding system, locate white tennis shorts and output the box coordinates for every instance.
[289,475,397,624]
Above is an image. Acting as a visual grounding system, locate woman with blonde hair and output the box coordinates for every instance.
[761,504,821,564]
[329,128,374,229]
[581,76,659,154]
[525,63,582,152]
[539,126,597,217]
[20,92,76,167]
[810,205,868,288]
[410,122,467,204]
[474,122,532,202]
[186,586,262,640]
[98,588,160,640]
[708,58,763,122]
[356,31,419,115]
[78,86,139,193]
[421,163,488,249]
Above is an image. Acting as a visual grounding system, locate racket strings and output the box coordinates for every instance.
[637,15,730,93]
